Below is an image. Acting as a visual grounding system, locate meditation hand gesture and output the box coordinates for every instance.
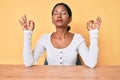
[19,15,35,31]
[87,17,102,31]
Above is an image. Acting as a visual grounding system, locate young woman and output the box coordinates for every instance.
[19,3,102,68]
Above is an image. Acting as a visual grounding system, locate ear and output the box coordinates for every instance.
[68,17,72,23]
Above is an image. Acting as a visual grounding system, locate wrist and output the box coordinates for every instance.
[89,30,98,39]
[24,30,33,34]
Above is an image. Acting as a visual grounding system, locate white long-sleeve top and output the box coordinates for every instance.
[23,30,99,68]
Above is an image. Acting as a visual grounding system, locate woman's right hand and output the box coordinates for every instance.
[19,15,35,31]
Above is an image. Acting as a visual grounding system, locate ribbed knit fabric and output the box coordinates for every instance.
[23,30,99,68]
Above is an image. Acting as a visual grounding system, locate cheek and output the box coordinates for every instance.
[63,15,69,20]
[52,17,55,23]
[68,18,72,23]
[64,17,71,23]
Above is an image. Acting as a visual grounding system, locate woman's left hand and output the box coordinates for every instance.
[87,17,102,31]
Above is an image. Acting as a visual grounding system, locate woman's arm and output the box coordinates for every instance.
[23,30,45,67]
[19,15,45,67]
[23,30,34,67]
[78,17,102,68]
[78,30,99,68]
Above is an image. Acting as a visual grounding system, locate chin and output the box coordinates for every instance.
[55,24,66,27]
[56,25,65,28]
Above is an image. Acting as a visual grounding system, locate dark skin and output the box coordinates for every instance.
[19,5,102,49]
[51,5,73,49]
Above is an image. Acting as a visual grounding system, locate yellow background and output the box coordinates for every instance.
[0,0,120,65]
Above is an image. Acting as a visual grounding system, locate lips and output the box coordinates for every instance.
[56,20,63,22]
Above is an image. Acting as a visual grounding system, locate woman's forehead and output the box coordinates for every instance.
[53,5,67,11]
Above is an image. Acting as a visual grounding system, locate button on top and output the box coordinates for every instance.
[60,57,62,59]
[60,51,62,53]
[60,62,62,64]
[59,50,63,65]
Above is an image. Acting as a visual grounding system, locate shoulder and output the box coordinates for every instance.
[74,33,85,42]
[74,33,84,39]
[40,33,51,38]
[36,33,51,44]
[38,33,51,41]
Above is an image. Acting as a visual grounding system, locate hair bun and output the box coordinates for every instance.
[67,26,71,32]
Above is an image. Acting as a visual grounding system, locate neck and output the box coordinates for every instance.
[54,27,68,38]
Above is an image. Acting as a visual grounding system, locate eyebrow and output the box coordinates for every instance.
[54,10,67,13]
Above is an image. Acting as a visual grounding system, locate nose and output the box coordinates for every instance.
[57,13,62,18]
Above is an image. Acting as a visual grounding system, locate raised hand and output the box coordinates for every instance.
[19,15,35,31]
[87,17,102,31]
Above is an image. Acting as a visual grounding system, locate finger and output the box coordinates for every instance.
[96,17,102,25]
[87,20,94,25]
[28,20,35,30]
[23,15,27,23]
[21,16,27,23]
[88,20,94,29]
[19,19,24,25]
[21,16,27,26]
[20,16,27,26]
[30,20,35,27]
[30,20,35,30]
[89,20,94,27]
[88,20,94,22]
[94,17,102,30]
[93,22,99,29]
[19,19,26,30]
[28,20,33,27]
[27,20,31,27]
[87,21,93,31]
[97,17,102,22]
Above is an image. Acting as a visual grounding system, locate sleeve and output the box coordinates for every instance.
[78,30,99,68]
[23,30,45,67]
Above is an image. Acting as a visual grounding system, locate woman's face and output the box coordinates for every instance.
[52,5,71,28]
